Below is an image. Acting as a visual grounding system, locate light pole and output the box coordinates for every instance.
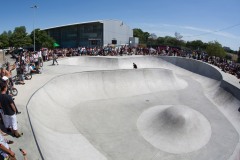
[31,5,37,52]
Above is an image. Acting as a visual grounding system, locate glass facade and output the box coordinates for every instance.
[45,22,103,48]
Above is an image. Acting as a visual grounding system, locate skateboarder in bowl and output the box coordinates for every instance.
[133,63,137,69]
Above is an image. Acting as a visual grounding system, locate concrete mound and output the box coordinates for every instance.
[137,105,212,154]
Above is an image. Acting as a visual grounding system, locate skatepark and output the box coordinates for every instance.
[14,56,240,160]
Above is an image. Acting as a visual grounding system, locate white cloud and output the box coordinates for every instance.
[182,26,211,33]
[181,25,240,40]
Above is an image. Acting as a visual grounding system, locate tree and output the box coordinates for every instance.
[147,33,158,46]
[149,33,157,40]
[174,32,185,47]
[7,30,13,47]
[9,26,32,48]
[133,28,150,44]
[206,41,226,57]
[0,31,9,48]
[186,40,206,50]
[164,36,176,46]
[133,28,144,43]
[159,36,180,46]
[157,37,165,45]
[223,46,237,54]
[30,29,55,50]
[7,30,12,37]
[143,32,150,44]
[155,36,185,47]
[174,32,183,40]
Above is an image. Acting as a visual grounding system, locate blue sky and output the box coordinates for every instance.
[0,0,239,50]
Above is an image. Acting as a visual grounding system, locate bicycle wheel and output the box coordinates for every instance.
[11,88,18,97]
[25,73,32,80]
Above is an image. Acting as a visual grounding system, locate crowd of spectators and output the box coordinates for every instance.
[0,50,36,159]
[6,45,240,88]
[33,46,240,81]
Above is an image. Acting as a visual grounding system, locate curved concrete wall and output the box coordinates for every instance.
[220,80,240,101]
[161,56,240,101]
[160,56,222,81]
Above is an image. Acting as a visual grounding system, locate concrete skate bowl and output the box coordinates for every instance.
[58,56,191,70]
[27,57,240,160]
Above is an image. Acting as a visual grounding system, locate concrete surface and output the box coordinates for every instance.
[12,56,240,160]
[137,105,212,154]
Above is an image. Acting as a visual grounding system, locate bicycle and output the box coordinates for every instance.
[12,72,32,84]
[8,84,18,97]
[24,72,32,80]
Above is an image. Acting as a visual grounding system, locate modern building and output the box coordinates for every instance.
[43,20,133,48]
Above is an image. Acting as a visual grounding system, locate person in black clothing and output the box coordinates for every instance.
[0,83,22,138]
[133,63,137,69]
[1,77,21,114]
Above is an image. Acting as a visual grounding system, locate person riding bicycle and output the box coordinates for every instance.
[0,66,15,89]
[5,62,16,89]
[0,66,10,79]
